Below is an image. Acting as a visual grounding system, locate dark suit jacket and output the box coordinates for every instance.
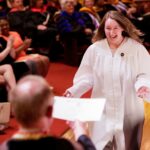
[0,135,96,150]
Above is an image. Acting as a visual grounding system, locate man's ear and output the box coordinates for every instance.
[46,106,53,118]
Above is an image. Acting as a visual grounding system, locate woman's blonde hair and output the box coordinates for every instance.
[93,10,143,43]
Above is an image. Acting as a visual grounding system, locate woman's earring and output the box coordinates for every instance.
[122,31,127,37]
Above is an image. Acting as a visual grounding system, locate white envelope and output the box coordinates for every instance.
[52,96,106,121]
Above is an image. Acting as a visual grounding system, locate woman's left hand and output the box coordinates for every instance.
[137,86,150,99]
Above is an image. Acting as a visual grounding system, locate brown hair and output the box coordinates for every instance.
[93,10,143,43]
[9,75,53,127]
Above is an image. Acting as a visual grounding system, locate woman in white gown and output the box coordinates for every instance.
[64,11,150,150]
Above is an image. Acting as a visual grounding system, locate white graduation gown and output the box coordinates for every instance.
[67,38,150,150]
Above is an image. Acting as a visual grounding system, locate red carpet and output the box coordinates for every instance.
[0,62,78,143]
[46,62,78,95]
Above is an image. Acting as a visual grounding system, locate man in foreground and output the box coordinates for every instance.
[0,75,96,150]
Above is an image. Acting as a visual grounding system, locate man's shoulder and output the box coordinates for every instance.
[2,136,75,150]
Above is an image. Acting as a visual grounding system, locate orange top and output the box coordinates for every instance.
[0,31,26,59]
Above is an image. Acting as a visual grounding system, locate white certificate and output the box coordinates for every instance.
[52,96,106,121]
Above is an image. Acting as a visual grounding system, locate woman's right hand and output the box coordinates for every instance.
[63,91,73,97]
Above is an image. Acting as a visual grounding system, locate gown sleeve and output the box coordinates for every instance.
[134,43,150,91]
[67,45,95,97]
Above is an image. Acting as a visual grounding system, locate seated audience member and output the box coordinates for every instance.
[0,17,31,60]
[0,22,30,81]
[0,34,29,81]
[24,0,58,58]
[0,17,50,78]
[0,34,28,101]
[55,0,95,66]
[7,0,30,39]
[79,0,100,30]
[0,75,96,150]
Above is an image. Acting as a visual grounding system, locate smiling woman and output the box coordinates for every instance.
[104,17,124,50]
[55,0,94,66]
[64,10,150,150]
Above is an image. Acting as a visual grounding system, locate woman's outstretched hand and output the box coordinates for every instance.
[63,91,73,97]
[137,86,150,102]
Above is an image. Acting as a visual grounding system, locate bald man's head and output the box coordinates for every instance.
[9,75,53,127]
